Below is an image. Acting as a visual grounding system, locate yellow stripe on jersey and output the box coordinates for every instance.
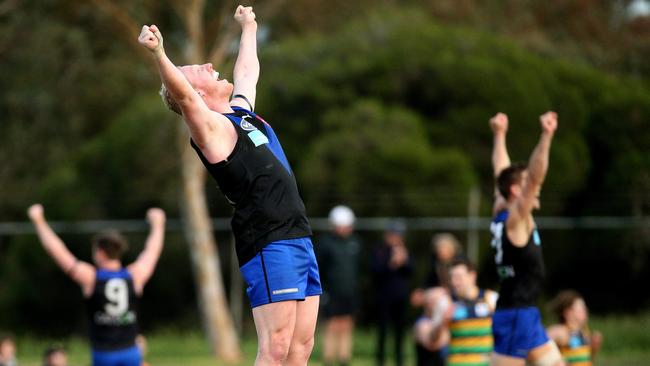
[449,318,492,330]
[450,335,493,347]
[561,345,591,365]
[448,353,490,364]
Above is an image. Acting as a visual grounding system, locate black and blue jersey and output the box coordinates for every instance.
[86,269,139,351]
[489,210,545,308]
[191,106,312,266]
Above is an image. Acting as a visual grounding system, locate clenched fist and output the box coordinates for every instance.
[234,5,256,26]
[489,112,509,135]
[146,208,166,226]
[27,204,45,222]
[138,25,164,56]
[539,111,558,135]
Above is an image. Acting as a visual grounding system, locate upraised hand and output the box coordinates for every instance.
[146,207,166,226]
[138,25,164,56]
[27,204,45,222]
[540,111,558,135]
[591,331,603,352]
[490,112,509,135]
[234,5,256,26]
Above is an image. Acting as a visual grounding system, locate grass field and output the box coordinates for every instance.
[13,312,650,365]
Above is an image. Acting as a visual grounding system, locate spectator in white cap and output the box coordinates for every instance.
[316,205,362,366]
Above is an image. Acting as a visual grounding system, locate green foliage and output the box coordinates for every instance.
[257,8,649,216]
[39,94,179,219]
[299,100,476,216]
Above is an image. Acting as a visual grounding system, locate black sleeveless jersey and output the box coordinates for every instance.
[86,269,139,351]
[490,210,545,308]
[191,106,312,266]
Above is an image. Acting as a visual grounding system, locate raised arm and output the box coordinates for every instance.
[128,208,166,295]
[230,5,259,111]
[490,113,511,178]
[138,25,223,148]
[27,204,95,294]
[515,111,557,216]
[490,113,511,214]
[591,331,603,360]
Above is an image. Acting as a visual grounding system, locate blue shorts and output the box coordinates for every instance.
[92,345,141,366]
[240,237,322,308]
[492,307,549,358]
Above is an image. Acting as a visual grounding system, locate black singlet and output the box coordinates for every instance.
[490,210,545,308]
[190,106,312,266]
[86,269,139,351]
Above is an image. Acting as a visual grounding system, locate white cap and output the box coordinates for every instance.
[328,205,356,227]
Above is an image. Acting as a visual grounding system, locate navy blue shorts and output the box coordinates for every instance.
[492,307,549,358]
[92,345,141,366]
[240,237,322,308]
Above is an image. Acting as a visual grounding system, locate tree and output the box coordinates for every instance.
[299,100,477,216]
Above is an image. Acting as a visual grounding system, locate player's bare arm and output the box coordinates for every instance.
[485,289,499,312]
[508,111,557,244]
[490,112,511,178]
[138,24,231,154]
[415,288,452,348]
[518,111,557,213]
[490,112,511,214]
[545,324,569,346]
[27,204,95,295]
[128,208,166,295]
[230,5,260,110]
[591,331,603,359]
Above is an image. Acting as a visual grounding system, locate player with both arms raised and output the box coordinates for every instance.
[139,5,321,366]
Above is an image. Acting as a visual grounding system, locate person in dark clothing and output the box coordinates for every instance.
[371,221,412,366]
[317,205,361,366]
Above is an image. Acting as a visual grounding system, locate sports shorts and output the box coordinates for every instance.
[492,306,549,358]
[240,236,322,308]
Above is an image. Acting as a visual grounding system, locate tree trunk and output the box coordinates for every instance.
[178,132,242,362]
[179,0,241,361]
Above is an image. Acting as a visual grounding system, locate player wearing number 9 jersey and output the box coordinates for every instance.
[27,204,166,366]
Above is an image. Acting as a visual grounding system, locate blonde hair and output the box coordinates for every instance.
[159,84,182,115]
[431,233,462,254]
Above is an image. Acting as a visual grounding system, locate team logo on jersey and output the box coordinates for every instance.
[497,265,515,279]
[533,229,541,246]
[453,304,469,320]
[474,302,490,317]
[239,115,256,131]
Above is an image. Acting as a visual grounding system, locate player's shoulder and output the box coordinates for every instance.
[546,324,570,343]
[492,208,509,222]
